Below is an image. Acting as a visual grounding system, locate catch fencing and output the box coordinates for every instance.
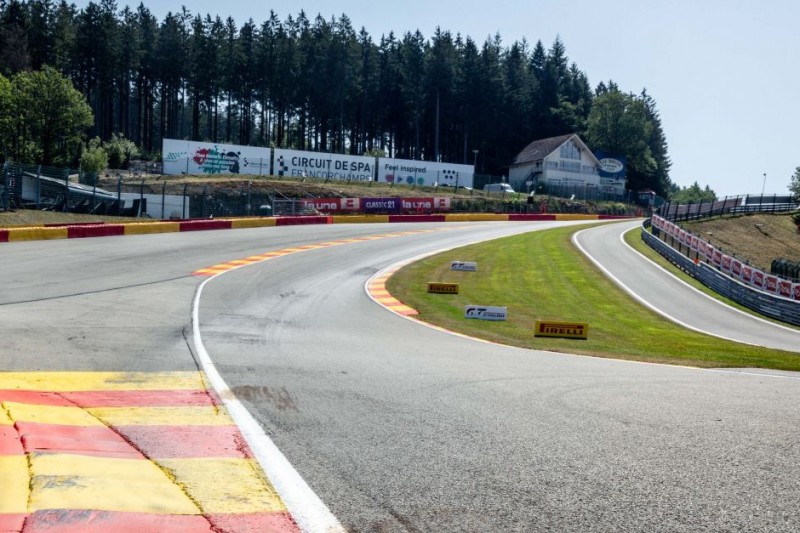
[2,160,640,219]
[658,194,798,222]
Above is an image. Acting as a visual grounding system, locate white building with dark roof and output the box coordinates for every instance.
[508,134,625,198]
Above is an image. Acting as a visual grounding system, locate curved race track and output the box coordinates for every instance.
[3,220,800,532]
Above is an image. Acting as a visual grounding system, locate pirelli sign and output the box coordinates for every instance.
[534,320,589,340]
[427,282,460,294]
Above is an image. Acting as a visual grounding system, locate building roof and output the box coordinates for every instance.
[512,133,595,166]
[512,134,574,165]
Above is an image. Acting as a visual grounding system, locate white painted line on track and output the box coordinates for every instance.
[616,224,800,335]
[571,225,760,345]
[192,273,345,533]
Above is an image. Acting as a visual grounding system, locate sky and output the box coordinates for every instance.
[73,0,800,197]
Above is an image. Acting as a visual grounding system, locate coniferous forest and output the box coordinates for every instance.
[0,0,674,196]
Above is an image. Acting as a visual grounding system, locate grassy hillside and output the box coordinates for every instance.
[682,213,800,271]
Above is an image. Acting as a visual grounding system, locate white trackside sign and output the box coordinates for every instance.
[464,305,507,321]
[451,261,478,272]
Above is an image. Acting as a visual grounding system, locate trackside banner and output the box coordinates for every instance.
[274,149,375,181]
[653,215,800,301]
[402,197,451,211]
[162,139,270,176]
[464,305,507,321]
[451,261,478,271]
[299,198,361,212]
[534,320,589,339]
[299,197,452,214]
[378,158,474,188]
[363,198,402,214]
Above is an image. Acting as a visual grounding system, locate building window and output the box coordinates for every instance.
[582,165,597,175]
[545,161,558,170]
[560,160,581,173]
[559,141,581,160]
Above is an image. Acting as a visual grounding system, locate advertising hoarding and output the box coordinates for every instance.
[464,305,507,321]
[162,139,270,176]
[594,150,627,179]
[363,198,402,214]
[401,197,451,212]
[778,280,793,298]
[377,158,474,188]
[428,283,460,294]
[451,261,478,272]
[534,320,589,339]
[273,149,375,181]
[299,198,361,213]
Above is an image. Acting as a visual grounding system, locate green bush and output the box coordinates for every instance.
[80,137,108,174]
[104,133,140,169]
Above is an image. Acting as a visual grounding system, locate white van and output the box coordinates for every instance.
[483,183,515,194]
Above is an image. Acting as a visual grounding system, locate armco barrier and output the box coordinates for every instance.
[508,214,558,221]
[230,218,277,229]
[1,213,634,244]
[124,222,182,235]
[444,214,508,222]
[45,222,107,227]
[331,215,390,224]
[554,214,598,221]
[67,224,125,239]
[389,214,446,223]
[641,223,800,326]
[275,216,332,226]
[179,220,234,232]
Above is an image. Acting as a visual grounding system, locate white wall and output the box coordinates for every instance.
[121,193,189,219]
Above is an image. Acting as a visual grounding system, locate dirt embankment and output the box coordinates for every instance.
[683,213,800,271]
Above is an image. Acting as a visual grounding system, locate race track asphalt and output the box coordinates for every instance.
[3,220,799,532]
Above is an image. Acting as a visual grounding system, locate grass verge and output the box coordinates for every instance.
[386,224,800,371]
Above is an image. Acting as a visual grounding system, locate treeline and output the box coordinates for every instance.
[0,0,672,195]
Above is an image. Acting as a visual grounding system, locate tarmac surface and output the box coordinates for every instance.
[2,219,799,532]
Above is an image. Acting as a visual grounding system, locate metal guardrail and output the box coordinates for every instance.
[641,222,800,327]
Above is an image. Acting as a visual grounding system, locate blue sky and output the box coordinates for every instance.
[75,0,800,197]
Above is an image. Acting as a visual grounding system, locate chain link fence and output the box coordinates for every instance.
[3,160,640,219]
[1,161,126,214]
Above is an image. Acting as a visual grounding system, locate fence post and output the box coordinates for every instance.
[140,179,145,218]
[162,181,166,219]
[183,184,188,219]
[35,165,42,209]
[246,180,251,216]
[63,171,69,212]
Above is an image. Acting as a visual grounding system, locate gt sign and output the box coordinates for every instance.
[464,306,507,321]
[451,261,477,272]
